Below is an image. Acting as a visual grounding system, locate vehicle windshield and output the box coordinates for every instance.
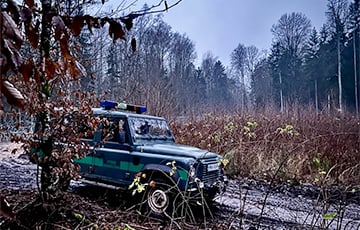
[128,117,174,143]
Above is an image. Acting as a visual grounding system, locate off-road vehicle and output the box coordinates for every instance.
[35,100,227,216]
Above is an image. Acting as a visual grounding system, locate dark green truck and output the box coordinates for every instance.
[44,101,227,215]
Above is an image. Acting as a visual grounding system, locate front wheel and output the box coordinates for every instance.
[144,180,179,218]
[147,185,171,215]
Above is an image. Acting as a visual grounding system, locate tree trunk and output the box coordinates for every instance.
[279,72,284,113]
[315,80,318,115]
[337,37,343,113]
[354,30,359,117]
[240,70,245,113]
[39,0,53,195]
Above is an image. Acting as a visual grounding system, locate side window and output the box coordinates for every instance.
[102,118,128,144]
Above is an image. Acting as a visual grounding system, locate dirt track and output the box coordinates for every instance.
[1,141,360,229]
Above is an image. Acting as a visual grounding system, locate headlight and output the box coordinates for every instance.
[189,164,196,178]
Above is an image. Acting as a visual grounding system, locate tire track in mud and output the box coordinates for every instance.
[215,179,360,229]
[1,148,360,229]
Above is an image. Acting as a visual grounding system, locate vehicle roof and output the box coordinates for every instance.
[92,108,166,120]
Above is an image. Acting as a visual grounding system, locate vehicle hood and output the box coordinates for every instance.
[135,143,219,160]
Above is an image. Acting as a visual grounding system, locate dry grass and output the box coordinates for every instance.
[170,109,360,186]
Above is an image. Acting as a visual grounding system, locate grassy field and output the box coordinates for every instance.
[170,110,360,186]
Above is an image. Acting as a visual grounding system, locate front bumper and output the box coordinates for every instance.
[186,175,228,197]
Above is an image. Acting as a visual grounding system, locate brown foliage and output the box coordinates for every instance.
[171,110,360,186]
[0,0,140,110]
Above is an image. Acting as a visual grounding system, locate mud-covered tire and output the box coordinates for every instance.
[144,179,179,218]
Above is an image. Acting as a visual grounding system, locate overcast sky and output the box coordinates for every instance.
[104,0,329,67]
[161,0,328,66]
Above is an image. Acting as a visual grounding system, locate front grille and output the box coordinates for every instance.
[197,158,221,185]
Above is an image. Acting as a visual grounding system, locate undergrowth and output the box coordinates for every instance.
[170,110,360,186]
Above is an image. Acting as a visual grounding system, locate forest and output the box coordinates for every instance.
[1,0,359,117]
[78,0,360,117]
[1,0,360,229]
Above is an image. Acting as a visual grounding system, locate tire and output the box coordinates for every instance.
[144,179,178,218]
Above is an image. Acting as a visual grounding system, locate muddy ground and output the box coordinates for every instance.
[0,142,360,229]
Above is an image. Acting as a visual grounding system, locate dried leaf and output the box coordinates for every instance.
[84,15,95,34]
[1,80,25,109]
[0,54,9,74]
[25,23,38,48]
[108,20,125,42]
[52,16,66,41]
[91,17,100,29]
[24,0,35,8]
[7,0,20,24]
[45,58,55,80]
[100,17,109,27]
[121,17,133,31]
[149,180,156,188]
[68,58,80,78]
[1,12,23,49]
[20,58,34,82]
[131,37,136,52]
[3,39,22,68]
[20,8,32,23]
[71,15,84,37]
[60,37,70,59]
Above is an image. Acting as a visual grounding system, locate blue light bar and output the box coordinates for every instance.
[100,100,117,109]
[100,100,147,114]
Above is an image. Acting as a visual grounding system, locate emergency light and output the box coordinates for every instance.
[100,100,147,114]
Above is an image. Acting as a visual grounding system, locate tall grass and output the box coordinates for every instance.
[170,107,360,186]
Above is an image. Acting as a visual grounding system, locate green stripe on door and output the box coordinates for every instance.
[75,156,143,172]
[75,157,188,181]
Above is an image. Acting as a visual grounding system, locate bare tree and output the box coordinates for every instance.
[326,0,349,113]
[168,32,197,114]
[231,43,247,112]
[271,12,311,57]
[271,12,311,107]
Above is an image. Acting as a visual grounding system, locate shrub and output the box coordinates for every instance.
[170,110,360,186]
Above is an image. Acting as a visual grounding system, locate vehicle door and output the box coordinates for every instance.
[92,117,134,185]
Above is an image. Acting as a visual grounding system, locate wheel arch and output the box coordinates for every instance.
[140,164,180,185]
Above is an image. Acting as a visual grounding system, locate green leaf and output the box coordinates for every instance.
[323,212,337,220]
[73,212,83,221]
[137,184,145,193]
[124,224,136,230]
[128,181,135,190]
